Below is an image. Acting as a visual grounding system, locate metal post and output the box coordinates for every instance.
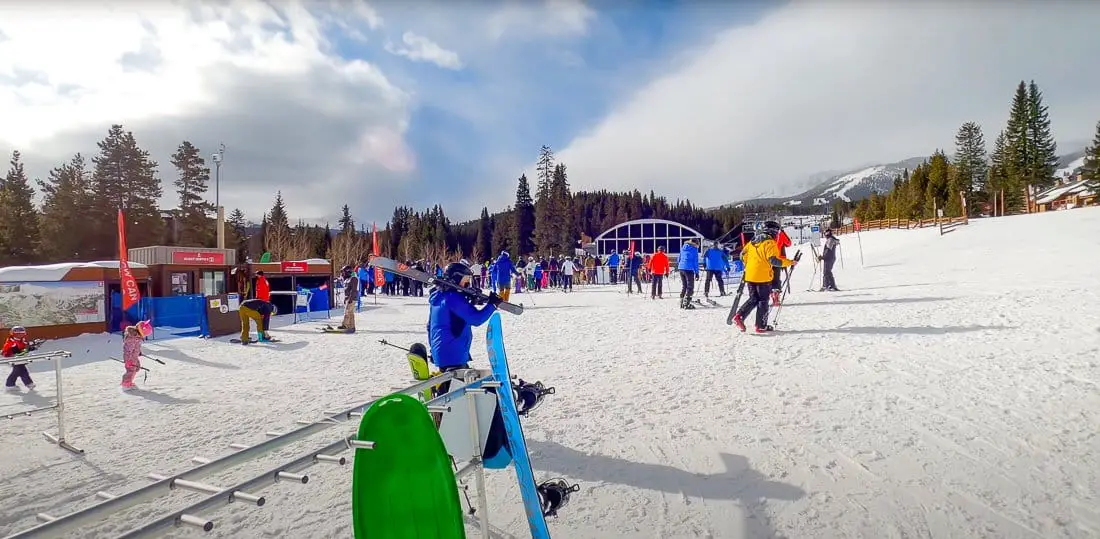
[465,373,491,538]
[3,351,81,455]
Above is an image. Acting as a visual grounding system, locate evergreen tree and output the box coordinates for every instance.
[989,129,1024,213]
[952,122,988,215]
[475,207,492,261]
[1026,81,1059,190]
[338,204,355,234]
[87,125,164,257]
[1004,81,1031,186]
[1083,120,1100,191]
[534,145,555,254]
[550,163,573,254]
[512,174,535,256]
[226,208,248,260]
[38,154,93,261]
[924,151,952,217]
[0,151,41,264]
[170,141,213,246]
[264,192,292,259]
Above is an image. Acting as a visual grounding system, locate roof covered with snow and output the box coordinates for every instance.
[0,261,147,283]
[1035,180,1096,204]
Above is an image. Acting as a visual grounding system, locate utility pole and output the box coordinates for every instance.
[212,143,226,249]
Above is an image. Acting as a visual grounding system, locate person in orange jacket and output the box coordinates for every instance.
[648,246,670,299]
[768,220,792,306]
[4,326,38,391]
[732,225,796,333]
[254,270,271,302]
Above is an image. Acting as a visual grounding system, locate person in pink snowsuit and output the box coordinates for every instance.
[121,325,143,391]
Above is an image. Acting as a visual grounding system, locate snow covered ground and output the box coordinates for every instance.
[3,208,1100,539]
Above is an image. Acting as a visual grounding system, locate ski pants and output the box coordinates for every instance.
[499,287,512,303]
[736,282,773,329]
[705,270,726,296]
[5,364,32,387]
[679,271,695,300]
[651,274,663,298]
[239,306,270,342]
[822,257,837,290]
[627,272,642,293]
[121,358,141,388]
[562,275,573,291]
[341,301,357,330]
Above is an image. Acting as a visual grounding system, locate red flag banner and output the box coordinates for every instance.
[117,210,142,311]
[372,223,385,286]
[628,240,636,257]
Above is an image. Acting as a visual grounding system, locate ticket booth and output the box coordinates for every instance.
[128,246,237,298]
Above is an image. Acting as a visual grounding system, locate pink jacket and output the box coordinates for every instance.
[123,335,142,366]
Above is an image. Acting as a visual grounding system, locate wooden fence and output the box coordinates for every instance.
[831,215,970,236]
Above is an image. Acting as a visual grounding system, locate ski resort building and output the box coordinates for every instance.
[593,219,706,262]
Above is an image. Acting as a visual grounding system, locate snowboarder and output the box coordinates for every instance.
[819,229,840,291]
[3,326,37,391]
[732,227,797,333]
[677,239,700,309]
[427,262,502,396]
[336,265,359,333]
[238,298,276,344]
[120,324,143,391]
[703,243,729,297]
[649,246,669,299]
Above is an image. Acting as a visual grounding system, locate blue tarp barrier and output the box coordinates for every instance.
[111,293,206,339]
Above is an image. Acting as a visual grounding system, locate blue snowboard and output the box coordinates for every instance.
[485,312,550,539]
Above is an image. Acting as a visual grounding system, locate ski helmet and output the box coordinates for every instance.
[764,220,782,233]
[340,265,353,277]
[443,262,473,285]
[10,326,26,336]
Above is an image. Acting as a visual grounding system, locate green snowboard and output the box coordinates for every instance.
[352,393,466,539]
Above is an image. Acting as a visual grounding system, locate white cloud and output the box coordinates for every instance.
[555,2,1100,205]
[385,32,464,70]
[0,0,411,224]
[486,0,596,41]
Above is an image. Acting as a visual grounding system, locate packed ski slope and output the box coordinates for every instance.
[2,208,1099,539]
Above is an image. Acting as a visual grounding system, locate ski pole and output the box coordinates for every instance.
[377,339,410,353]
[109,357,150,383]
[141,353,166,365]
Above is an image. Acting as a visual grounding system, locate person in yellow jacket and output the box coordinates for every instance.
[732,224,796,333]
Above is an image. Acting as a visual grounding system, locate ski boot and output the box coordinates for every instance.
[514,379,555,416]
[732,313,746,332]
[537,478,580,517]
[754,325,775,334]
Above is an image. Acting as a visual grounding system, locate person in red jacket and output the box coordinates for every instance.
[648,246,670,299]
[254,270,271,302]
[766,221,792,306]
[3,326,37,391]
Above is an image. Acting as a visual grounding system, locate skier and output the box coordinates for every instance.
[819,228,841,291]
[560,256,576,292]
[3,326,37,391]
[492,251,521,302]
[238,298,276,344]
[732,227,797,333]
[766,221,792,306]
[336,265,359,333]
[427,262,502,396]
[607,250,620,284]
[649,245,669,299]
[120,324,143,391]
[703,243,729,297]
[627,250,644,294]
[677,239,700,309]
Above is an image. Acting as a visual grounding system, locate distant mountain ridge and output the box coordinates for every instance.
[728,149,1087,210]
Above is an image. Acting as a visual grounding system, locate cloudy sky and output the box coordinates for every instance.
[2,1,1098,227]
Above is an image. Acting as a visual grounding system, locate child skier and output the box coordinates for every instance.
[3,326,38,391]
[732,226,797,333]
[120,325,143,391]
[427,262,502,396]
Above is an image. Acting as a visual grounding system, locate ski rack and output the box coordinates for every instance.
[1,350,82,455]
[5,369,511,539]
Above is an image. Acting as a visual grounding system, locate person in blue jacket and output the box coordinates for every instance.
[677,239,700,309]
[492,251,521,303]
[703,243,729,297]
[607,250,621,284]
[427,262,502,396]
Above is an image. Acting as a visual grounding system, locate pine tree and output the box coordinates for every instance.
[1004,81,1031,186]
[0,151,41,264]
[923,151,952,217]
[952,122,988,215]
[475,207,491,261]
[512,174,535,256]
[170,141,213,246]
[265,192,292,260]
[87,125,164,257]
[1083,120,1100,191]
[38,154,92,261]
[550,163,573,254]
[226,208,248,260]
[1027,81,1059,190]
[338,204,355,235]
[534,145,555,254]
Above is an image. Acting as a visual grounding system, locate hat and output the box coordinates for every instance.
[138,320,154,337]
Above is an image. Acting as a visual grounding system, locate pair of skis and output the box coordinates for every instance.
[371,257,524,316]
[725,251,802,326]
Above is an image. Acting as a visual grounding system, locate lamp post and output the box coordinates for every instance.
[212,143,226,249]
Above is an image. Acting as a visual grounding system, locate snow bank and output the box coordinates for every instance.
[2,208,1099,538]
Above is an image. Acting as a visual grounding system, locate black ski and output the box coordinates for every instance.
[725,273,747,325]
[371,257,524,315]
[229,338,282,344]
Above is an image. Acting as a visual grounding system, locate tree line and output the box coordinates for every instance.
[852,80,1100,223]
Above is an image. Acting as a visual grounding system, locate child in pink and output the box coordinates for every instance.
[121,325,143,391]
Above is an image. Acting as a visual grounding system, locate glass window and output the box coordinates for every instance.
[170,272,190,296]
[200,270,227,296]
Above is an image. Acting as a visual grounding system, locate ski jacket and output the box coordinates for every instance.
[776,230,792,258]
[240,298,274,315]
[2,336,27,357]
[822,236,839,261]
[608,253,620,268]
[561,260,576,276]
[629,253,643,274]
[492,253,517,286]
[740,233,792,284]
[649,251,670,275]
[677,242,700,272]
[123,334,142,364]
[704,247,728,272]
[343,276,359,304]
[255,276,271,302]
[427,289,496,369]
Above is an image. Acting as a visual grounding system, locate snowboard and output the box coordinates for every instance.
[485,312,551,538]
[229,337,281,344]
[351,393,466,539]
[372,257,524,315]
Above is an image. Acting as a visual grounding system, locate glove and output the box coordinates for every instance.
[487,292,503,307]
